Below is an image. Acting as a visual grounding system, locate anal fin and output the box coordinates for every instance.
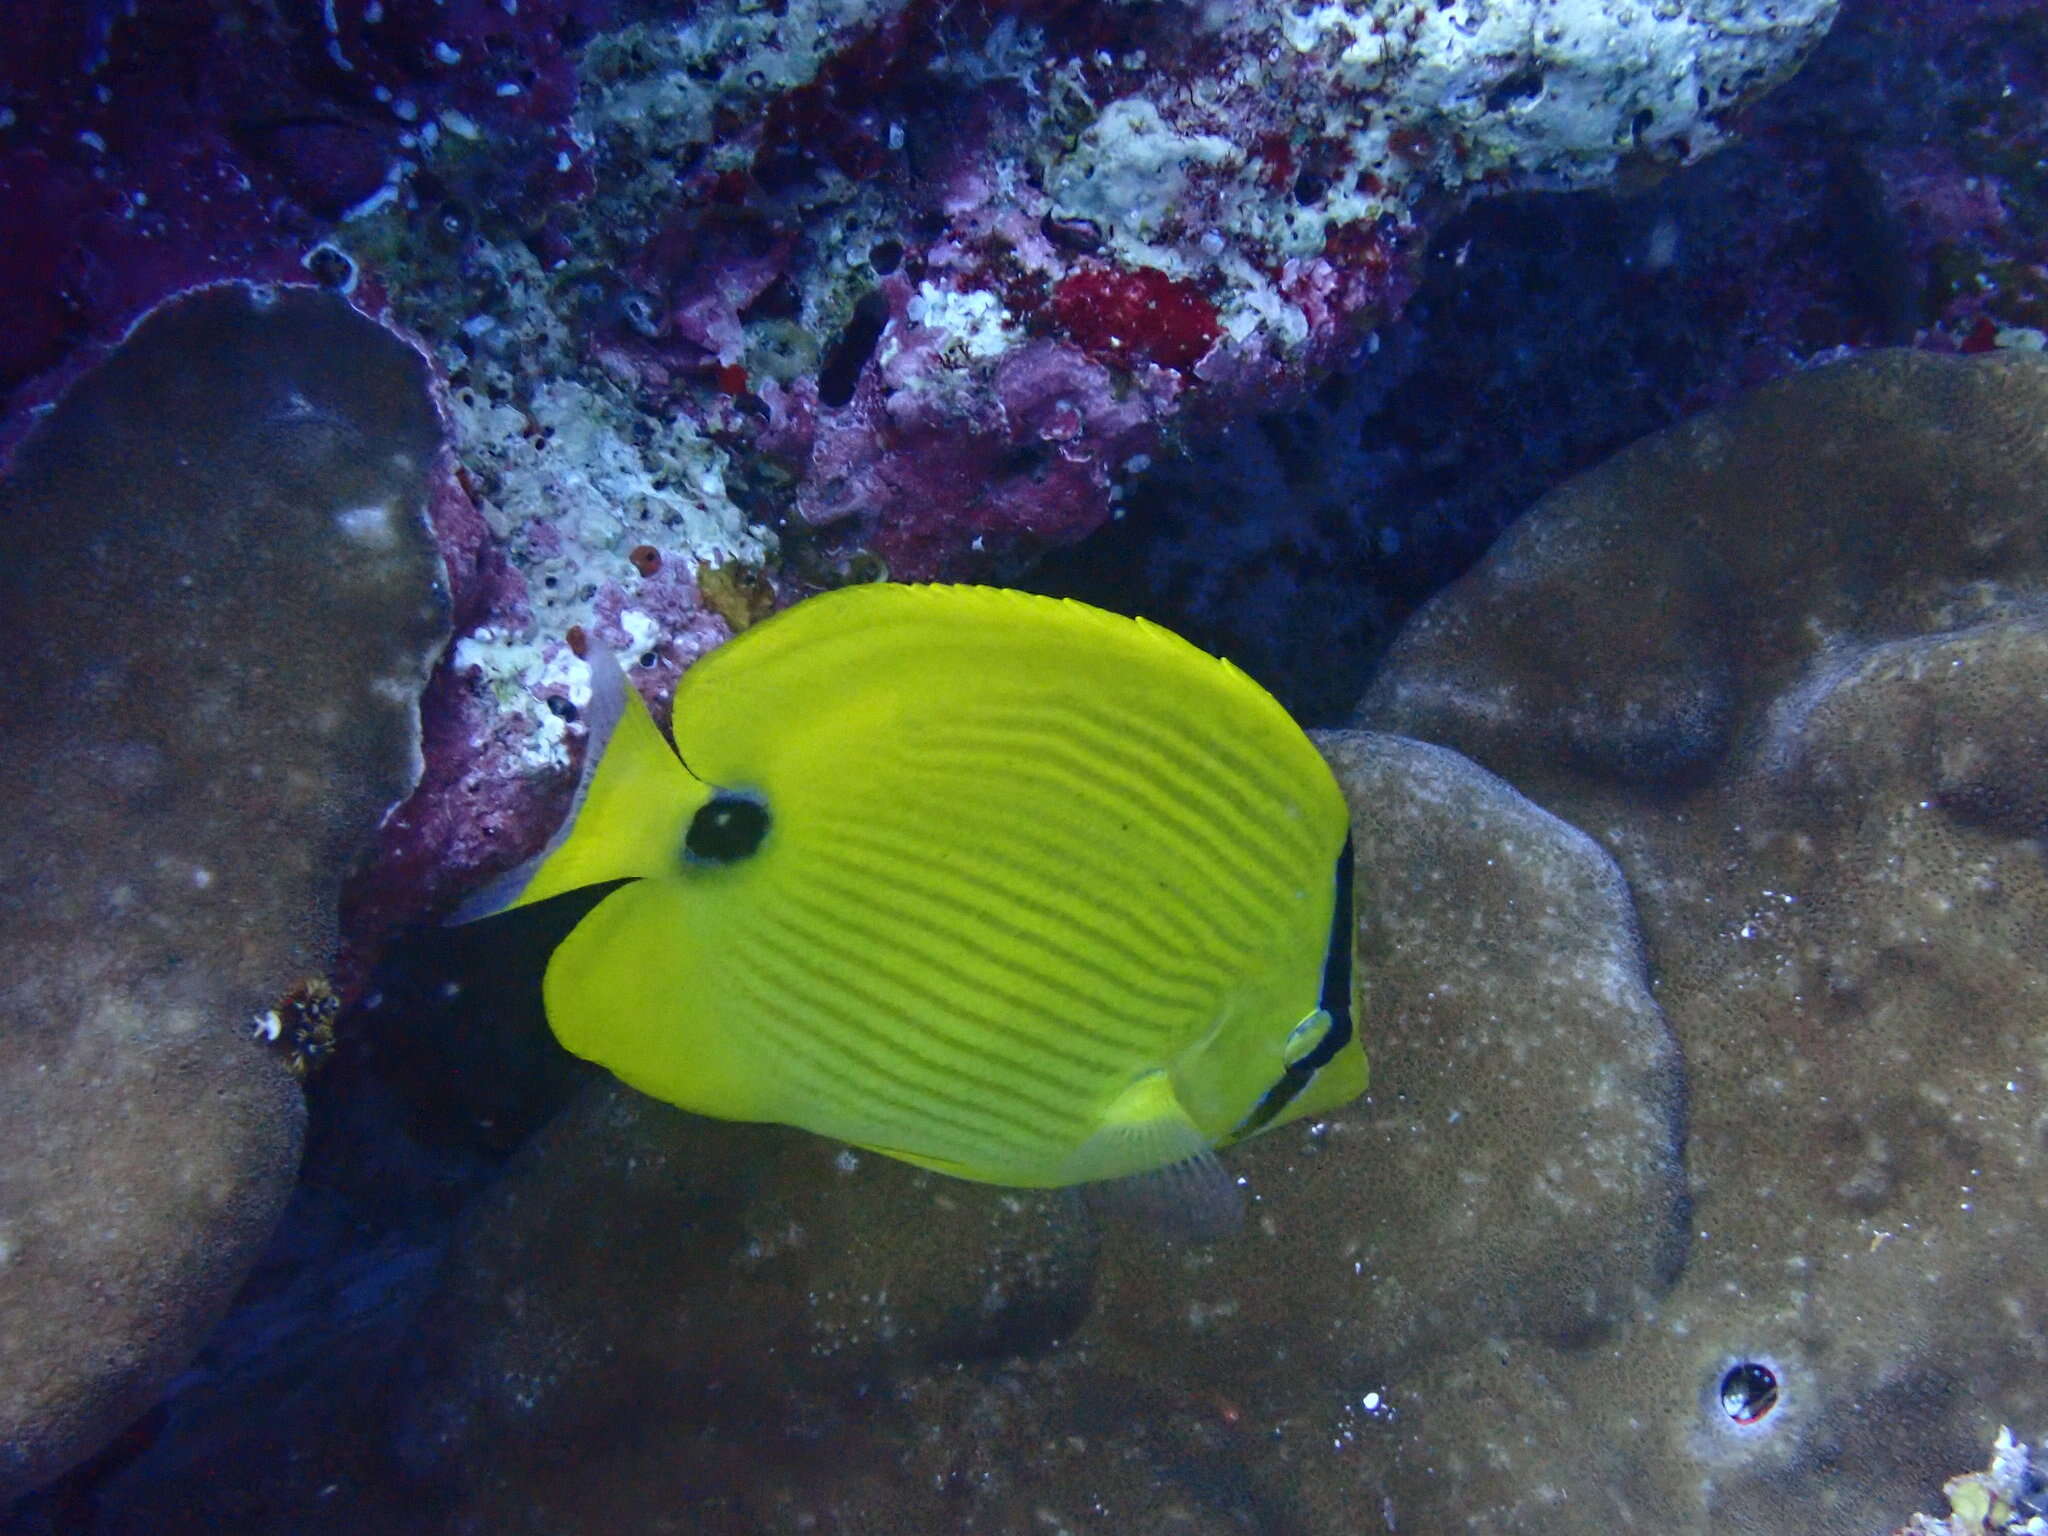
[1066,1070,1245,1242]
[1081,1150,1245,1243]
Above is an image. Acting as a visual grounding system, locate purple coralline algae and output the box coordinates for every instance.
[1676,0,2048,377]
[1,2,1837,928]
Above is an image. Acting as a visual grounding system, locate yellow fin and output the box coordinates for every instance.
[1060,1070,1210,1183]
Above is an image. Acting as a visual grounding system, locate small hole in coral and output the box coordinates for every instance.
[303,243,356,291]
[1718,1362,1779,1425]
[1483,69,1545,114]
[817,289,891,408]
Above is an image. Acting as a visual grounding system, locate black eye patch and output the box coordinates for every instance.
[685,792,771,864]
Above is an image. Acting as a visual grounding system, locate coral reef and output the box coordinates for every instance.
[33,2,2048,1529]
[1354,348,2048,1529]
[33,301,2048,1536]
[1032,0,2048,723]
[0,285,447,1499]
[356,0,1839,663]
[1,0,1842,916]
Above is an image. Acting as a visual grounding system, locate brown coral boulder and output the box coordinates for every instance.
[1357,348,2048,1531]
[389,1081,1100,1529]
[0,285,447,1498]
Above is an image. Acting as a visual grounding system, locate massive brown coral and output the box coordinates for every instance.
[1356,347,2048,1530]
[0,285,447,1497]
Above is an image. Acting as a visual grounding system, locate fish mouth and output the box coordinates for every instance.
[1229,832,1355,1140]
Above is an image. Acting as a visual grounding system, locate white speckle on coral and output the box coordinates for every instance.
[1049,97,1240,265]
[341,178,400,222]
[452,629,592,771]
[619,610,660,656]
[334,502,398,547]
[1279,0,1836,194]
[904,282,1019,363]
[1217,267,1310,349]
[579,1,906,154]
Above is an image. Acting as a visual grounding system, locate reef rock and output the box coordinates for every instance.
[0,0,1848,924]
[1356,347,2048,1530]
[0,285,447,1498]
[390,1081,1099,1530]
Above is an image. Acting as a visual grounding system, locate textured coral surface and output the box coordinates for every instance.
[1357,349,2048,1530]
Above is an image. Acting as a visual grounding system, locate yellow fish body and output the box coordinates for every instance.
[499,583,1364,1192]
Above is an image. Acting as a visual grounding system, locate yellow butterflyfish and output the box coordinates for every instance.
[470,583,1363,1212]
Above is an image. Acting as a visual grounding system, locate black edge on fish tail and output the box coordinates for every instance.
[1231,833,1355,1139]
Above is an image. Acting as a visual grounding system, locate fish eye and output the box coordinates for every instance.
[1283,1009,1331,1066]
[685,792,770,864]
